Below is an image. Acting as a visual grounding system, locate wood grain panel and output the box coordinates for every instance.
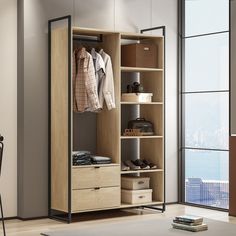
[141,172,164,202]
[140,72,163,102]
[140,105,163,136]
[140,138,163,169]
[51,27,69,212]
[230,136,236,216]
[72,165,120,189]
[72,187,120,212]
[97,33,121,164]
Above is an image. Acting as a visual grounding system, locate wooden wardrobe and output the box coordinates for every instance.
[48,15,166,222]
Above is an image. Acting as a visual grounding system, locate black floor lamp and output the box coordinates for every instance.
[0,135,6,236]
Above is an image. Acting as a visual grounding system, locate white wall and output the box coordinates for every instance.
[0,0,17,217]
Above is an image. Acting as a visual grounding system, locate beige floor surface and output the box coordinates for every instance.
[2,204,236,236]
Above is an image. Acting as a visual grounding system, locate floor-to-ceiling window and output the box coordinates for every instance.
[180,0,230,209]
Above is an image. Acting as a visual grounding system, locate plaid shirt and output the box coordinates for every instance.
[73,48,101,112]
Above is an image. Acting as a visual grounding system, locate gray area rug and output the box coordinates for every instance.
[41,218,236,236]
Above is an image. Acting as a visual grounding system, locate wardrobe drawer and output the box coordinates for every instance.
[72,165,120,189]
[72,187,120,212]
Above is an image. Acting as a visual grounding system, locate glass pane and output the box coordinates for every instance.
[185,0,229,37]
[184,92,229,149]
[185,149,229,209]
[184,33,229,92]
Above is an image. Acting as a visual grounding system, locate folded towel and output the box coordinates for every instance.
[91,156,111,161]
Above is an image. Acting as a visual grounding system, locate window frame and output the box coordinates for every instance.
[178,0,231,211]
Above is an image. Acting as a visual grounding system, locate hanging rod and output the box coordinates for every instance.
[73,34,103,42]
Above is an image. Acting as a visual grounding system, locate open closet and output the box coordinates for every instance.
[49,15,165,222]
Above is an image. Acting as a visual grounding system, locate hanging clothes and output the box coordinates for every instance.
[90,48,106,108]
[99,49,116,110]
[73,47,101,112]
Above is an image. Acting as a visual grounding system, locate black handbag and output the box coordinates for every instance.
[127,118,154,136]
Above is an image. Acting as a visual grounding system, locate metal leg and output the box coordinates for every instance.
[0,194,6,236]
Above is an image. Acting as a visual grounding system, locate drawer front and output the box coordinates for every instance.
[72,187,120,212]
[72,165,120,189]
[121,190,152,204]
[131,192,152,204]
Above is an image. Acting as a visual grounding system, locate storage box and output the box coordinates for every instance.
[121,189,153,204]
[121,93,153,103]
[121,43,157,68]
[121,176,150,190]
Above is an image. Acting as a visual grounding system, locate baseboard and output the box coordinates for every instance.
[180,202,228,212]
[0,216,18,221]
[17,216,48,221]
[165,202,179,205]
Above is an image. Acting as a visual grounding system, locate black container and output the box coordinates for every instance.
[127,118,154,136]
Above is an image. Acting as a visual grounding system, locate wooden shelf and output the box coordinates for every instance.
[121,169,163,174]
[120,102,163,105]
[119,201,164,209]
[121,135,163,139]
[73,27,115,36]
[121,32,163,40]
[121,66,163,72]
[72,163,119,169]
[72,28,164,40]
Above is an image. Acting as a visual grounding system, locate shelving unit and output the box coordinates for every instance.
[120,102,163,105]
[121,66,163,72]
[120,135,163,139]
[120,30,165,212]
[49,15,165,223]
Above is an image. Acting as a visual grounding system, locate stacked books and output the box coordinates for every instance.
[172,215,208,232]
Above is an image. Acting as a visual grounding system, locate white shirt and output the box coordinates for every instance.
[99,49,116,110]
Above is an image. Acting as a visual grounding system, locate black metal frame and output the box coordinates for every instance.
[48,15,166,223]
[140,26,166,213]
[73,34,103,42]
[0,136,6,236]
[48,15,72,223]
[178,0,231,211]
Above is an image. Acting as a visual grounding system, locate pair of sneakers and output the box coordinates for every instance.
[122,159,157,171]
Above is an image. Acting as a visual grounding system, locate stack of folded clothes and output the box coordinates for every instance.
[91,156,112,164]
[73,151,112,166]
[73,151,92,165]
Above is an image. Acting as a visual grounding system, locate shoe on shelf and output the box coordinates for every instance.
[142,159,157,169]
[132,159,150,169]
[121,161,130,171]
[124,160,141,170]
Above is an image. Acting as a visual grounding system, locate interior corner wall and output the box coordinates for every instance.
[0,0,17,217]
[17,0,178,218]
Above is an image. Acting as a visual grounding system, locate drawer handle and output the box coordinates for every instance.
[138,181,144,184]
[94,187,100,190]
[139,195,145,199]
[144,47,150,51]
[94,166,100,169]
